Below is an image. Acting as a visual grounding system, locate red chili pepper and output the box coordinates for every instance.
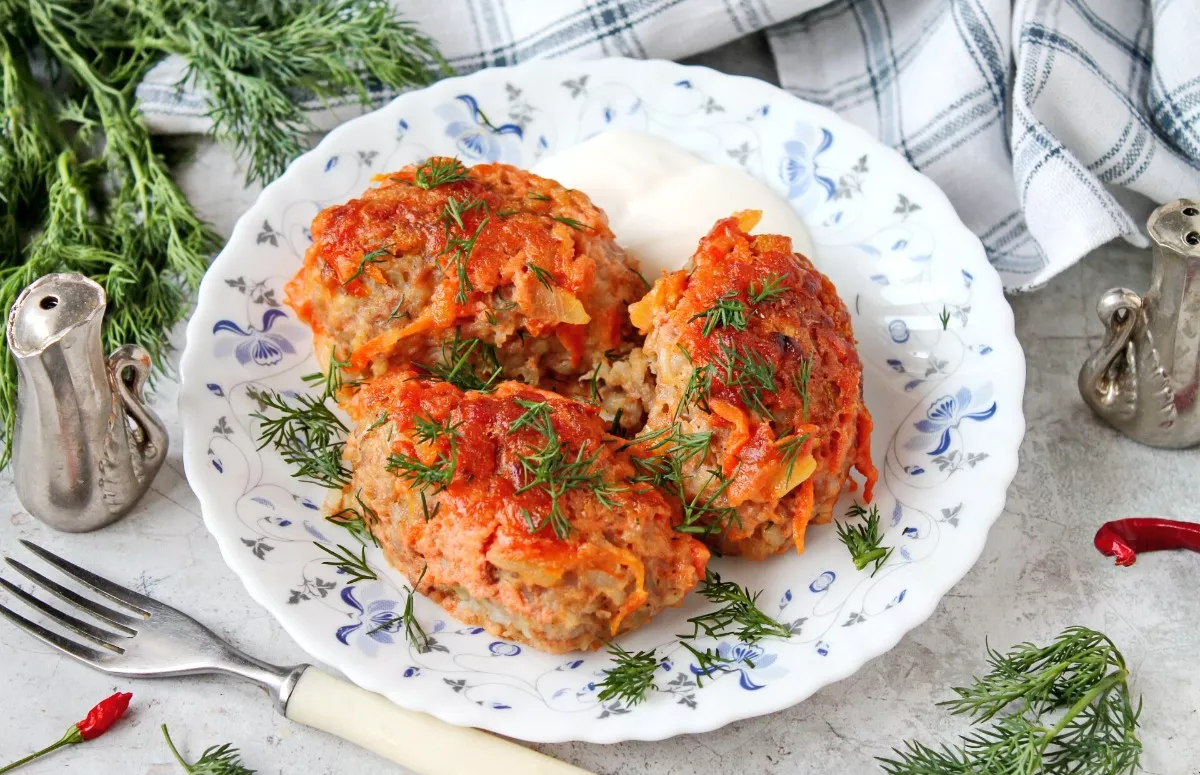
[76,691,132,740]
[0,692,132,773]
[1094,518,1200,566]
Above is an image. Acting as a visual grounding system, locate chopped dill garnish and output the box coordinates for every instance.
[414,158,469,190]
[414,329,503,392]
[387,413,460,494]
[509,399,623,540]
[315,542,377,583]
[680,569,792,644]
[301,350,351,400]
[716,342,777,420]
[248,387,350,489]
[441,206,489,305]
[492,297,519,312]
[595,643,660,706]
[387,296,409,321]
[689,290,748,336]
[792,354,814,421]
[679,641,738,688]
[748,273,789,304]
[837,502,893,576]
[442,195,485,233]
[327,491,379,547]
[370,564,430,650]
[485,311,498,324]
[527,192,551,202]
[366,412,389,432]
[940,305,952,330]
[677,469,739,536]
[495,208,520,217]
[675,345,713,419]
[526,262,555,288]
[411,412,462,445]
[344,246,390,285]
[551,215,590,231]
[776,429,811,484]
[608,408,625,436]
[587,362,603,404]
[508,398,552,434]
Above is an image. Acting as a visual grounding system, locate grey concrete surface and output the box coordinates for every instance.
[1,33,1198,775]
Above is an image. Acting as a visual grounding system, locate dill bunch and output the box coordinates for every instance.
[879,627,1141,775]
[0,0,446,467]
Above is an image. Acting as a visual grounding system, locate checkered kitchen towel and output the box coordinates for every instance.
[137,0,1200,291]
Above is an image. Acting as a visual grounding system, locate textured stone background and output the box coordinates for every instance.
[1,33,1197,775]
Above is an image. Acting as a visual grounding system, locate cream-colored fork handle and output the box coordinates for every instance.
[285,668,593,775]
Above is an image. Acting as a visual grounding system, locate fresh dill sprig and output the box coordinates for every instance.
[679,641,737,688]
[366,412,390,432]
[315,541,377,584]
[837,503,893,576]
[716,342,777,420]
[680,569,792,644]
[689,291,748,336]
[327,491,378,546]
[748,273,789,304]
[879,627,1141,775]
[387,414,459,492]
[442,195,485,232]
[509,399,622,540]
[940,305,952,330]
[0,0,449,467]
[676,469,739,536]
[551,215,589,231]
[442,210,489,305]
[587,362,603,404]
[162,724,255,775]
[300,350,350,400]
[675,345,713,419]
[508,398,552,434]
[370,564,430,650]
[626,423,731,535]
[776,429,811,484]
[248,387,350,489]
[526,262,555,288]
[792,354,814,422]
[415,158,469,190]
[414,329,503,392]
[387,297,409,321]
[116,1,447,187]
[595,643,660,706]
[344,247,390,285]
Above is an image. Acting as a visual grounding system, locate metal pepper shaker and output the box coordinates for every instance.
[1079,199,1200,448]
[5,273,168,531]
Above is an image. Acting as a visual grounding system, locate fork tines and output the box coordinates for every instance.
[0,540,149,666]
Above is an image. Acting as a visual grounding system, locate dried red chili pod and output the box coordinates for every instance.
[1094,518,1200,566]
[0,692,132,773]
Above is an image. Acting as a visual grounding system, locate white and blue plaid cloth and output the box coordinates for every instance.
[138,0,1200,291]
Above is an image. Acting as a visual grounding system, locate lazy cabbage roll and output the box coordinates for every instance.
[628,211,877,560]
[337,370,709,653]
[285,158,652,428]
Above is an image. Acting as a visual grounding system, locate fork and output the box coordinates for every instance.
[0,540,590,775]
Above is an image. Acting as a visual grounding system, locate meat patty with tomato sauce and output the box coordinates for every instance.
[337,370,710,653]
[629,211,877,560]
[285,158,652,429]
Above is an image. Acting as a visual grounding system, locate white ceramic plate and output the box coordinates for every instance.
[180,58,1025,744]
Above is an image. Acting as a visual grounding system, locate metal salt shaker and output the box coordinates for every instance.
[1079,198,1200,448]
[5,273,167,531]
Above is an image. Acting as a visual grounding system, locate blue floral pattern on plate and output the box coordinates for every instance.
[179,59,1025,744]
